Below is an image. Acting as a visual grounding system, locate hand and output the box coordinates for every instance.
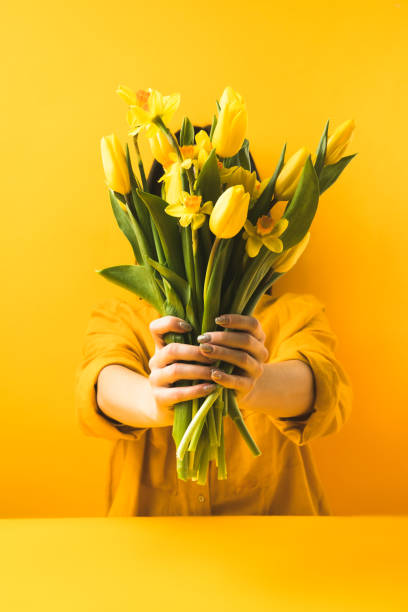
[148,315,218,425]
[197,314,269,404]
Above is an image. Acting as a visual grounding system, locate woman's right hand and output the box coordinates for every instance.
[148,316,218,426]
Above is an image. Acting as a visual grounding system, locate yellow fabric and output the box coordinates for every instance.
[75,292,352,517]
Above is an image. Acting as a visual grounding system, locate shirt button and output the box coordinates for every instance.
[198,495,205,503]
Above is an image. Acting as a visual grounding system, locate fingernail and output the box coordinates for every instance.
[215,315,229,325]
[197,333,210,343]
[179,321,192,331]
[211,369,223,380]
[200,343,213,353]
[203,383,216,392]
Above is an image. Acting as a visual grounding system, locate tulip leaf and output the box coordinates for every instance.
[180,117,195,146]
[210,114,217,140]
[109,190,142,263]
[216,99,221,112]
[281,156,320,249]
[319,154,357,194]
[195,148,222,203]
[148,258,190,306]
[95,265,163,314]
[125,144,155,251]
[314,119,329,177]
[223,139,251,172]
[249,142,287,221]
[201,239,233,334]
[136,189,184,278]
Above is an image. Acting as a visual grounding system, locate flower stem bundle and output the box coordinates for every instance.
[98,85,357,483]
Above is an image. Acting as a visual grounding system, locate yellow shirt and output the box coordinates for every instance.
[75,291,352,517]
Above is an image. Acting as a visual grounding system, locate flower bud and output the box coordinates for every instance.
[212,86,248,158]
[100,134,131,195]
[273,232,310,273]
[148,129,175,168]
[274,147,309,201]
[325,119,355,165]
[209,185,250,238]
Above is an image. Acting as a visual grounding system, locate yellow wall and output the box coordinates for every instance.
[1,0,407,517]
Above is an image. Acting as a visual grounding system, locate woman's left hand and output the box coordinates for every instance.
[197,314,269,403]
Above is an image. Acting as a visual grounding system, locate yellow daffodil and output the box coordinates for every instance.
[100,134,130,195]
[157,145,196,204]
[273,232,310,273]
[274,147,309,201]
[209,185,250,238]
[116,85,180,138]
[326,119,355,165]
[243,215,289,257]
[219,165,258,199]
[165,192,213,229]
[212,86,248,158]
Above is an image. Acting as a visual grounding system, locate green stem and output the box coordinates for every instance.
[203,237,220,299]
[176,386,222,461]
[132,135,148,191]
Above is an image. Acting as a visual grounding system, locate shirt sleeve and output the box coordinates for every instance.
[74,298,151,442]
[262,292,353,446]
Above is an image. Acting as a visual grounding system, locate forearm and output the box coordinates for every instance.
[96,364,164,428]
[238,359,315,418]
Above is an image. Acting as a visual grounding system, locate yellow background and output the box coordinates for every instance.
[1,0,407,517]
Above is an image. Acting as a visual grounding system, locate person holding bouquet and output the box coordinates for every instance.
[75,116,353,516]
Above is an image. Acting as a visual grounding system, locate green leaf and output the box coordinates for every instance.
[249,142,286,222]
[195,148,221,203]
[319,154,357,194]
[281,155,320,249]
[215,99,221,112]
[109,190,142,263]
[148,258,190,306]
[314,119,329,177]
[96,265,163,313]
[136,189,184,277]
[125,144,154,252]
[201,239,233,333]
[180,117,195,146]
[223,138,251,171]
[209,114,217,140]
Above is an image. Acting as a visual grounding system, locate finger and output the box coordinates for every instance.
[198,343,263,378]
[197,330,269,362]
[214,314,266,343]
[210,369,252,393]
[156,382,217,407]
[151,363,213,386]
[149,342,216,370]
[149,316,192,349]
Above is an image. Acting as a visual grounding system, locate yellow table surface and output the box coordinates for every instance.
[0,516,407,611]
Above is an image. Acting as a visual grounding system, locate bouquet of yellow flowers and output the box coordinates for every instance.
[98,85,356,484]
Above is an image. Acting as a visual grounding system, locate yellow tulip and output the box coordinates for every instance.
[325,119,355,165]
[100,134,130,195]
[148,129,175,168]
[274,147,309,201]
[209,185,250,238]
[211,86,248,158]
[273,232,310,273]
[157,160,183,204]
